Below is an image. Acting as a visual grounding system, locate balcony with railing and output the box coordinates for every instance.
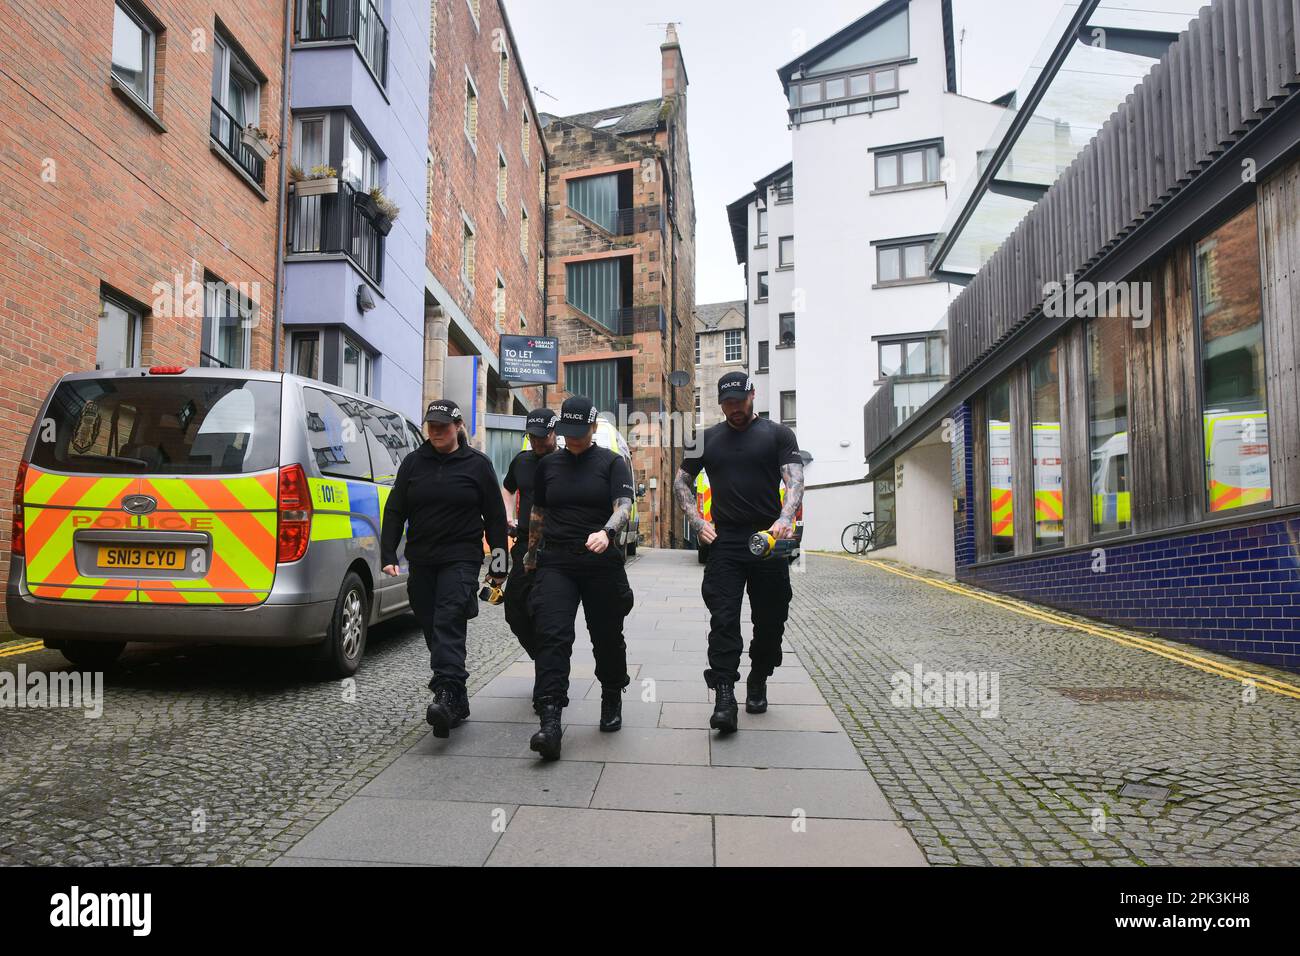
[298,0,388,86]
[286,180,384,285]
[863,375,948,465]
[209,100,266,187]
[610,205,663,237]
[611,305,666,336]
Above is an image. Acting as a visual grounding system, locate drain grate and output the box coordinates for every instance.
[1052,686,1194,703]
[1120,783,1172,802]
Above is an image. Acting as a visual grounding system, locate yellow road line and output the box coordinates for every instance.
[812,551,1300,702]
[0,640,46,659]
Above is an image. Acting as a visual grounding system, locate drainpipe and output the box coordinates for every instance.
[541,156,549,409]
[271,0,293,372]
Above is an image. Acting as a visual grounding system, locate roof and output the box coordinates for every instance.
[541,98,666,137]
[776,0,956,94]
[695,301,745,331]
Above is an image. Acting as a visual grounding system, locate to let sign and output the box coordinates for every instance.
[500,335,559,385]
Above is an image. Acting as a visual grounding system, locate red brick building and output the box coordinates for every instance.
[0,0,287,632]
[424,0,548,467]
[541,26,697,548]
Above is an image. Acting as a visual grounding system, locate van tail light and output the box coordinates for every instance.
[11,459,27,559]
[148,365,186,374]
[277,464,312,563]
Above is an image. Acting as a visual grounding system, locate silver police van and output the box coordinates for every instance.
[8,366,432,677]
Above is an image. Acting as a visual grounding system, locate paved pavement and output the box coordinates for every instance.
[787,552,1300,866]
[275,549,925,867]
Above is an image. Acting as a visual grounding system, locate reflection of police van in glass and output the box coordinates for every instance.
[9,366,430,676]
[521,416,641,555]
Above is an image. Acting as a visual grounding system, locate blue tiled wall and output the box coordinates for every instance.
[951,401,975,570]
[957,516,1300,671]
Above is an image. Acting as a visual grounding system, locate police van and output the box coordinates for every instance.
[8,366,431,676]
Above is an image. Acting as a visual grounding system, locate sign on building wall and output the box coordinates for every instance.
[499,335,559,385]
[444,354,480,436]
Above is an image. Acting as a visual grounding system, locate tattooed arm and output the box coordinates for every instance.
[768,462,805,539]
[588,497,633,554]
[674,467,715,543]
[524,506,544,572]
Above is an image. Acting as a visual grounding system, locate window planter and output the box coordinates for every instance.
[241,126,275,162]
[372,214,394,237]
[294,176,339,197]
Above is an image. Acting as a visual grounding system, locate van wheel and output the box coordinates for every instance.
[58,641,125,670]
[318,572,369,678]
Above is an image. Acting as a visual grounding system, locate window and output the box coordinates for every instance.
[360,402,414,484]
[343,124,378,190]
[876,240,930,284]
[756,272,769,302]
[497,151,508,209]
[779,313,795,347]
[498,45,509,101]
[875,143,942,190]
[773,176,793,202]
[724,329,742,363]
[464,74,479,146]
[97,291,143,370]
[520,206,529,257]
[295,114,328,171]
[877,335,944,379]
[756,209,768,245]
[1087,313,1129,537]
[757,340,769,371]
[694,387,701,425]
[565,258,630,333]
[305,387,371,480]
[290,330,320,379]
[792,56,906,125]
[1030,343,1063,549]
[779,391,797,427]
[538,162,546,205]
[567,170,625,233]
[594,115,622,129]
[694,334,701,366]
[778,236,794,268]
[873,475,897,548]
[341,336,372,395]
[202,274,253,369]
[986,376,1014,555]
[461,220,476,287]
[522,110,530,162]
[212,30,260,132]
[1196,203,1270,514]
[494,276,506,332]
[112,1,156,107]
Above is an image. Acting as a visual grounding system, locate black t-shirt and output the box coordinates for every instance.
[681,417,802,529]
[503,449,542,541]
[533,446,635,544]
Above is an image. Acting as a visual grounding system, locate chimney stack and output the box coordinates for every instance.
[661,23,687,98]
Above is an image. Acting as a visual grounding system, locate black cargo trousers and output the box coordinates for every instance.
[701,526,793,688]
[529,543,634,706]
[503,537,538,657]
[406,560,481,687]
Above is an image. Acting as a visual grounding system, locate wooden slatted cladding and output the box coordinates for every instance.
[1260,159,1300,504]
[948,0,1300,378]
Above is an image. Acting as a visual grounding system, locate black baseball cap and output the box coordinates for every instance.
[423,398,462,424]
[555,396,599,438]
[525,407,557,437]
[718,371,755,403]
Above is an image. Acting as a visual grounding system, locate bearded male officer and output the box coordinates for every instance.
[674,372,803,734]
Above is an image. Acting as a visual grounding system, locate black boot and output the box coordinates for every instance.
[710,682,739,734]
[451,682,471,724]
[599,686,623,732]
[530,697,564,760]
[746,671,769,714]
[426,682,455,738]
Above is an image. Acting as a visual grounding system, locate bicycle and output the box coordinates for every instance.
[841,511,876,555]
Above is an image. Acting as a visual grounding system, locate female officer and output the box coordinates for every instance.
[381,398,508,738]
[523,396,636,761]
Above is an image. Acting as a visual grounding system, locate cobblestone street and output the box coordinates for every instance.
[2,549,1299,866]
[790,553,1300,866]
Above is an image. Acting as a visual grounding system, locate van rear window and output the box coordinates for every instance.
[31,377,281,475]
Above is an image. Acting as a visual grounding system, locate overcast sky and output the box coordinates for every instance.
[505,0,1074,305]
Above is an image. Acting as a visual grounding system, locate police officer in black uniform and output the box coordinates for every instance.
[524,396,636,760]
[381,399,508,738]
[675,372,804,734]
[501,407,556,657]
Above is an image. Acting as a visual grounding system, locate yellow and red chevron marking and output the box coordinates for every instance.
[1209,480,1270,513]
[136,472,278,604]
[991,488,1013,537]
[1034,489,1063,522]
[21,467,140,601]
